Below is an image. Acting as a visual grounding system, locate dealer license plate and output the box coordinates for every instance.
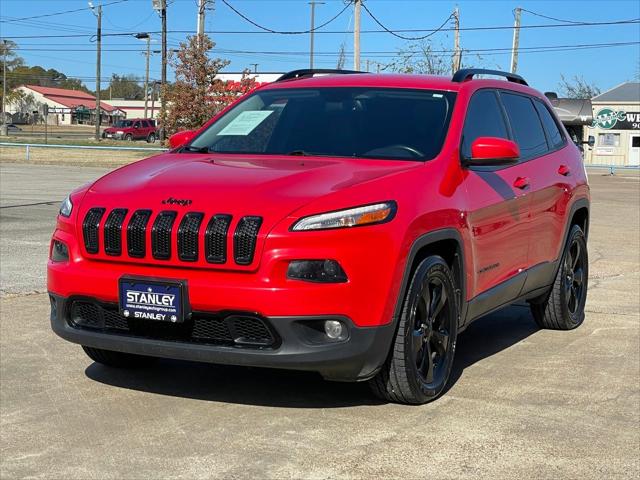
[119,278,184,322]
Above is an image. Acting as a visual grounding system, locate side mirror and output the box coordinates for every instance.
[464,137,520,167]
[168,129,197,149]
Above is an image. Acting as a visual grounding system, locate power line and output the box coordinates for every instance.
[3,18,639,40]
[220,0,352,34]
[361,2,454,41]
[519,8,584,25]
[0,0,130,24]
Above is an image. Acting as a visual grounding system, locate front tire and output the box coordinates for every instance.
[124,133,133,142]
[370,256,459,404]
[82,346,156,368]
[530,225,588,330]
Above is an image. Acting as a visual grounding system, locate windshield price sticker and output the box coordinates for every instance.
[218,110,273,136]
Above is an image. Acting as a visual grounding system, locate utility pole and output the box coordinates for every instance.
[160,0,167,141]
[2,40,7,136]
[452,7,462,74]
[250,63,258,73]
[353,0,361,70]
[308,1,324,69]
[90,2,102,140]
[136,33,151,118]
[510,7,522,74]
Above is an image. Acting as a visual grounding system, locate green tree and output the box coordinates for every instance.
[559,75,601,99]
[101,74,144,100]
[160,34,256,138]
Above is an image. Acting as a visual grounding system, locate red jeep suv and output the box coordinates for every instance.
[48,69,590,404]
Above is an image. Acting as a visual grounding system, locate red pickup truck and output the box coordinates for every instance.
[103,118,157,143]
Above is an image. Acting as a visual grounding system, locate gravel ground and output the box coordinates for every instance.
[0,163,638,479]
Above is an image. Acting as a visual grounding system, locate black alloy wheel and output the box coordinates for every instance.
[530,224,589,330]
[370,256,459,404]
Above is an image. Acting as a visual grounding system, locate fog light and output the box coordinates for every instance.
[287,260,347,283]
[51,240,69,262]
[324,320,344,340]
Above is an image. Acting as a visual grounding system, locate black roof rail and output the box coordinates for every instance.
[452,68,528,86]
[276,69,364,82]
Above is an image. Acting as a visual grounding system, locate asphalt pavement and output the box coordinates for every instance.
[0,163,638,479]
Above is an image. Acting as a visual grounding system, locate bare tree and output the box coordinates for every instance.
[559,74,601,99]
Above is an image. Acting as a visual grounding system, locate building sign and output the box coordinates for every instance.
[592,108,640,130]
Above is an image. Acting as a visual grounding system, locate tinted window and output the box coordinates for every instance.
[461,90,509,158]
[133,121,140,129]
[534,100,565,150]
[188,88,456,161]
[501,92,548,158]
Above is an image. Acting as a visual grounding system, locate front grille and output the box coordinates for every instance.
[151,211,177,260]
[82,208,105,254]
[81,207,262,266]
[103,208,128,256]
[127,210,152,258]
[67,300,278,348]
[234,216,262,265]
[177,212,204,262]
[205,214,232,264]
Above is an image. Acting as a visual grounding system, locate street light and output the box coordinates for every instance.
[136,33,151,118]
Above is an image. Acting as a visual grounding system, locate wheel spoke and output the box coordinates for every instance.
[432,329,449,355]
[569,286,578,312]
[430,282,447,319]
[418,340,434,383]
[411,329,424,359]
[571,242,580,269]
[573,267,584,286]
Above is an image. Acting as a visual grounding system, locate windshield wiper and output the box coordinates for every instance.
[182,145,210,153]
[287,150,320,156]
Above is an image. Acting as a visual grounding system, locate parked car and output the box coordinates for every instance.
[48,68,590,404]
[102,118,157,143]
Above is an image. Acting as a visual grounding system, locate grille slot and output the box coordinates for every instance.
[127,209,152,258]
[233,216,262,265]
[67,301,278,347]
[103,208,128,256]
[82,208,106,254]
[204,214,232,264]
[177,212,204,262]
[151,211,177,260]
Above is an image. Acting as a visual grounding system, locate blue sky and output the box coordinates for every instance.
[1,0,639,94]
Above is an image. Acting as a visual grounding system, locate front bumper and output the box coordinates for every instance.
[49,293,395,382]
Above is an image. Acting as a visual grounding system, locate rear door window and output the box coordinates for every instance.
[461,90,510,159]
[533,100,565,150]
[500,92,549,159]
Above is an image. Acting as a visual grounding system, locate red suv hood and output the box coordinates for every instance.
[87,153,417,214]
[78,153,418,269]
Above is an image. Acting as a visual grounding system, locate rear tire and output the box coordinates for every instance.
[370,256,459,404]
[530,225,588,330]
[82,346,156,368]
[147,133,156,143]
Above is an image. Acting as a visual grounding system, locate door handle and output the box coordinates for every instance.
[558,164,571,176]
[513,176,529,190]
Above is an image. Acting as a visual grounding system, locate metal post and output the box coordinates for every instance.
[308,2,325,69]
[353,0,361,70]
[510,7,521,74]
[452,7,462,74]
[25,144,29,161]
[2,39,7,136]
[160,0,167,142]
[91,3,102,141]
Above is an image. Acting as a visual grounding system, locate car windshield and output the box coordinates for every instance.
[115,120,133,128]
[188,87,456,161]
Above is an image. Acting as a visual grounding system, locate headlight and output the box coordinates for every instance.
[59,195,73,217]
[291,202,396,231]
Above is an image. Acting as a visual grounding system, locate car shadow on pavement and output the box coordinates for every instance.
[85,304,539,408]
